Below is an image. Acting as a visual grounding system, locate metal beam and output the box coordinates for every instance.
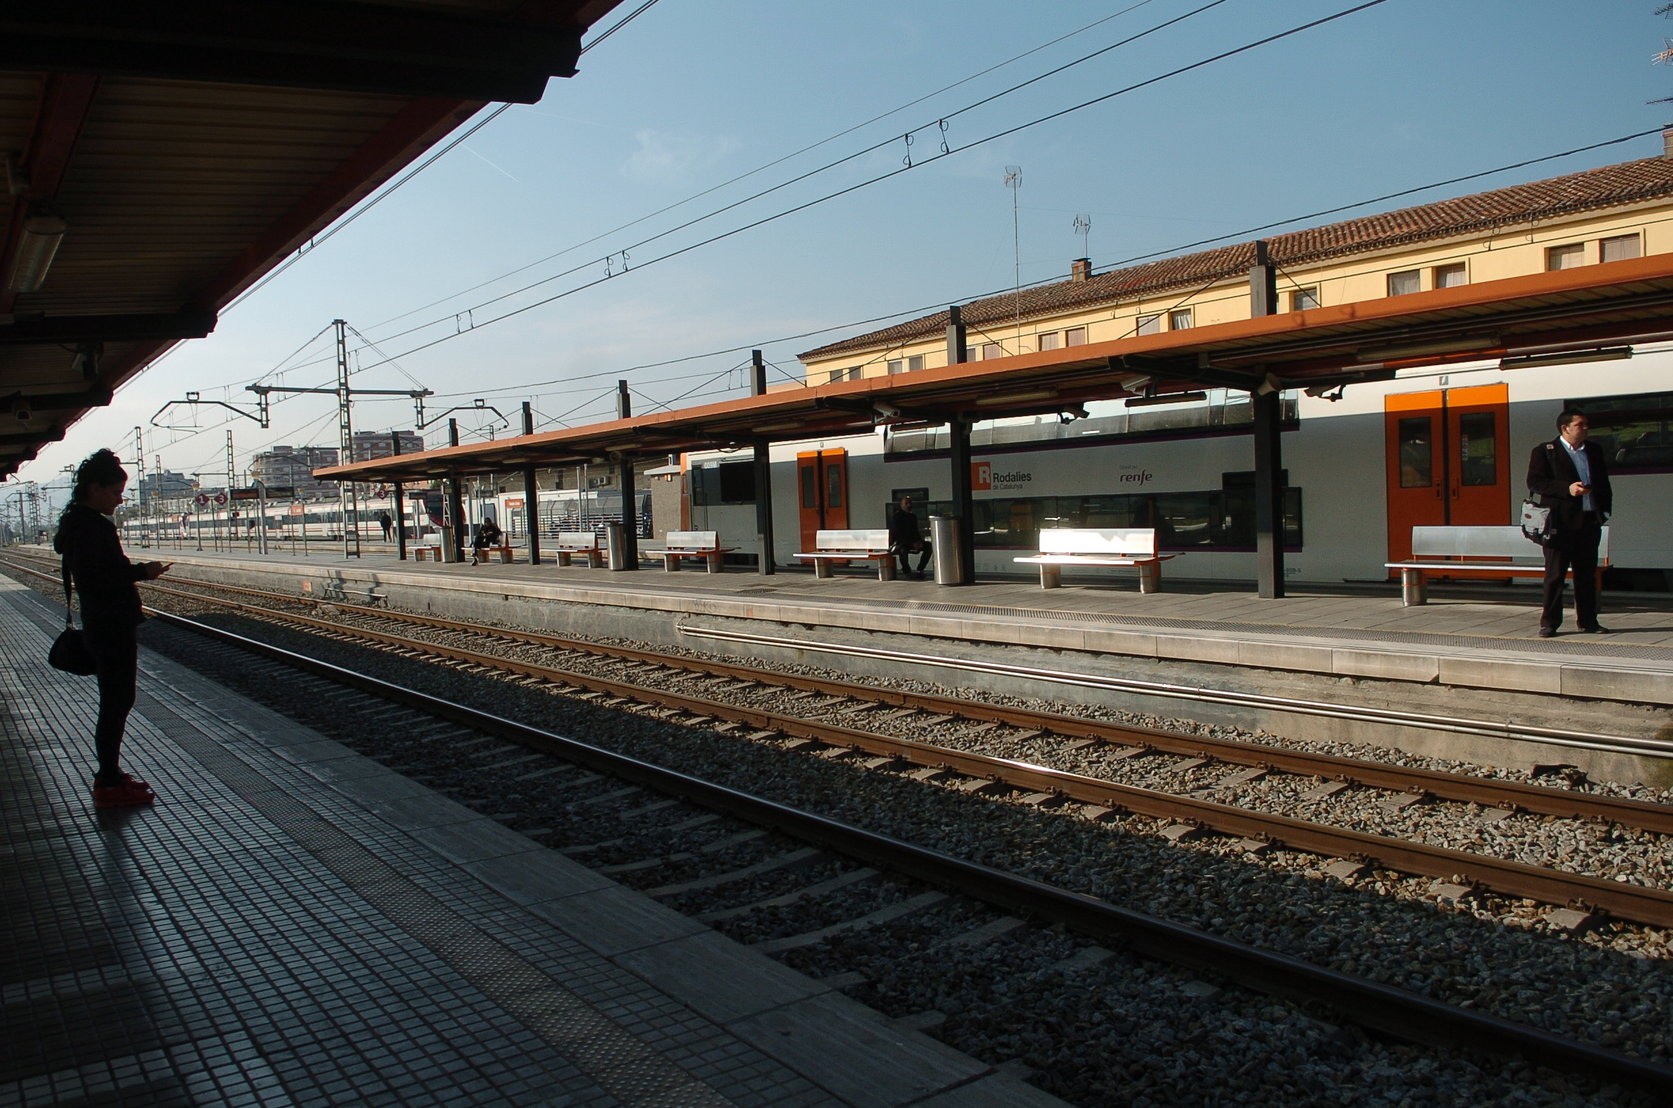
[0,310,216,344]
[0,1,583,102]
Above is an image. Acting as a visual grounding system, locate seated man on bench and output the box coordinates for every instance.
[469,517,503,565]
[888,495,932,580]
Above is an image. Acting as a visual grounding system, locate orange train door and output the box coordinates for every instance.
[1383,383,1510,568]
[796,449,849,551]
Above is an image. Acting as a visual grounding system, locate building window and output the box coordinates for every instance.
[1387,270,1421,296]
[1546,243,1584,270]
[829,365,861,383]
[1290,287,1319,311]
[1433,263,1467,288]
[1038,331,1060,351]
[1135,315,1160,336]
[886,355,924,374]
[1600,233,1642,263]
[887,358,902,374]
[981,342,1002,360]
[1065,326,1088,346]
[1169,308,1193,330]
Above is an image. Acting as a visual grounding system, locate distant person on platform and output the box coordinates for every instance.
[377,511,393,541]
[54,448,172,808]
[889,495,931,580]
[470,517,503,565]
[1526,407,1613,638]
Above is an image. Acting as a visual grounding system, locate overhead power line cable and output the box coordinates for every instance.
[352,0,1392,372]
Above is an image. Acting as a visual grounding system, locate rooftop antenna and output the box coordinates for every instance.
[1005,165,1022,339]
[1073,212,1091,259]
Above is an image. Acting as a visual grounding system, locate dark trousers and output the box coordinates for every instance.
[1540,519,1603,631]
[896,542,931,575]
[82,622,138,782]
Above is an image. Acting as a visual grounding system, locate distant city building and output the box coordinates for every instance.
[351,430,425,462]
[250,445,340,499]
[135,469,194,502]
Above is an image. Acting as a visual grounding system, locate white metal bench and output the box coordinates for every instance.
[794,529,897,580]
[1013,527,1176,592]
[659,530,734,573]
[412,542,444,562]
[551,531,605,568]
[1384,525,1611,606]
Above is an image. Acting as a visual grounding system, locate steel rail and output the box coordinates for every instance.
[681,624,1673,759]
[141,607,1673,1096]
[128,587,1673,927]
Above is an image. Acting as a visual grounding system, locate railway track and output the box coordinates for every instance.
[121,571,1673,929]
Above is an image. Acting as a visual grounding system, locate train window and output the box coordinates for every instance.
[1457,412,1497,486]
[1434,263,1467,288]
[1398,417,1433,487]
[1574,390,1673,471]
[800,465,817,510]
[1290,287,1319,311]
[1600,233,1641,263]
[1546,243,1584,270]
[1386,270,1421,296]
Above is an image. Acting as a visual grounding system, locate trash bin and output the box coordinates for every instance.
[929,515,963,586]
[605,522,629,570]
[438,525,460,562]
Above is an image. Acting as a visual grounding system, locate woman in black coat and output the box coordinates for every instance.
[53,449,171,808]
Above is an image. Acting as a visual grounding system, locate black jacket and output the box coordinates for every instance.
[54,504,146,629]
[889,506,923,551]
[1526,437,1612,531]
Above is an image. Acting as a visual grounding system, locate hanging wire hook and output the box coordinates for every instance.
[938,119,950,155]
[902,131,915,168]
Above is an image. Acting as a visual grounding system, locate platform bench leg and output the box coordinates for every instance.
[705,554,723,573]
[1039,565,1062,589]
[664,555,681,571]
[814,560,833,579]
[877,561,896,581]
[1138,562,1160,594]
[1400,567,1428,607]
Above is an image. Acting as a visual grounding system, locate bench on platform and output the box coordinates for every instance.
[1384,525,1611,606]
[794,529,897,580]
[659,530,734,573]
[470,544,514,564]
[1013,527,1176,592]
[412,544,444,562]
[551,531,606,568]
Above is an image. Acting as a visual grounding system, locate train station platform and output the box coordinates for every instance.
[0,578,1062,1107]
[147,541,1673,704]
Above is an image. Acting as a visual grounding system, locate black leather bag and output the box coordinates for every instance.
[51,561,98,675]
[49,627,97,675]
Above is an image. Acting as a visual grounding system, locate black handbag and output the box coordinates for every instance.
[49,563,98,676]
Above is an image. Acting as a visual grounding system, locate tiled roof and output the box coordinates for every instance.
[801,154,1673,360]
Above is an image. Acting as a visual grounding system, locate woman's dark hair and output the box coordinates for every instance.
[57,448,127,529]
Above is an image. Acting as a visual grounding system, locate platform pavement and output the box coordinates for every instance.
[129,541,1673,707]
[0,579,1065,1107]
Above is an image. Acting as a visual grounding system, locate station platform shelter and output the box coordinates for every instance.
[0,575,1063,1107]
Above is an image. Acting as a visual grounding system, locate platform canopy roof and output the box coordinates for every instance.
[0,0,623,479]
[315,251,1673,484]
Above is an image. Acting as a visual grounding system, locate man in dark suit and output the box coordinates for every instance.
[1526,408,1612,637]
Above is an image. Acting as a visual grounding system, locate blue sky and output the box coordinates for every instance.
[15,0,1670,502]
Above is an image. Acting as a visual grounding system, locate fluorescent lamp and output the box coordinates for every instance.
[976,390,1055,406]
[1125,390,1207,408]
[5,211,67,293]
[1356,335,1496,361]
[1498,347,1632,370]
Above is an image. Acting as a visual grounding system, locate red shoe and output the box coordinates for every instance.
[93,777,155,808]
